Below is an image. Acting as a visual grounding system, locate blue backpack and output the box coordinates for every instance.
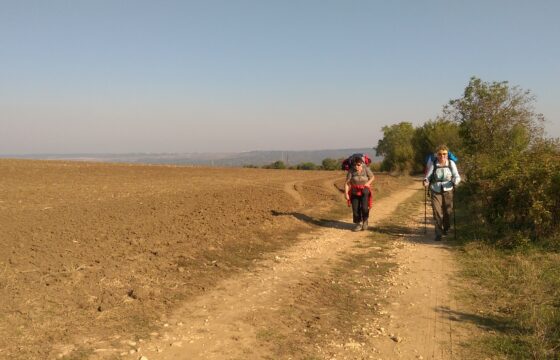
[424,151,458,176]
[425,151,458,165]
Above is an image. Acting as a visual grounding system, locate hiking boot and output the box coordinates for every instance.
[362,220,369,231]
[353,223,362,232]
[435,234,442,241]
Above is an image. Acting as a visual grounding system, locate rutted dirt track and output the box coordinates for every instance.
[121,182,421,360]
[0,160,475,359]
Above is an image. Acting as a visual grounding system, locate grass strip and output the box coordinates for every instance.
[453,188,560,359]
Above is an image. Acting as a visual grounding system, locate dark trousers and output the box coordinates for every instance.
[351,188,370,224]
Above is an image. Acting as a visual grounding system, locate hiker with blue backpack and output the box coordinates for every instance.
[344,155,375,232]
[423,145,461,241]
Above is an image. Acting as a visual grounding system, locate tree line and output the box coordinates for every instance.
[245,158,382,171]
[376,76,560,246]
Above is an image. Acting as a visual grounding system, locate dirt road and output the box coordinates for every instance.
[370,204,470,359]
[112,182,470,360]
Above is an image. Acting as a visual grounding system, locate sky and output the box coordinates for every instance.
[1,0,559,154]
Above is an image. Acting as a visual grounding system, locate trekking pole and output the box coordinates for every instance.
[453,183,457,241]
[424,185,427,234]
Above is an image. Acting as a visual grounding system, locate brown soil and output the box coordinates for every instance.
[0,160,477,360]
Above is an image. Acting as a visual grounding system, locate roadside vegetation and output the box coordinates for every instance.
[376,76,560,359]
[456,232,560,359]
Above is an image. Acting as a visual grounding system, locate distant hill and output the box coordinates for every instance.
[2,148,382,167]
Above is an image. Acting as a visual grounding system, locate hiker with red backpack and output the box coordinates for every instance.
[423,145,461,241]
[344,155,374,231]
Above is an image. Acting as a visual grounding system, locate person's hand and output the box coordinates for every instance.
[345,194,350,201]
[423,179,429,187]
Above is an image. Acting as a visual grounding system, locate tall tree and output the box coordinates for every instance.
[376,122,415,172]
[412,119,461,173]
[443,77,558,242]
[442,76,544,182]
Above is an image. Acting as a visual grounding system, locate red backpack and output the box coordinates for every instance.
[341,153,372,171]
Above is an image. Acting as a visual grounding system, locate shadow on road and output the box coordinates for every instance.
[372,224,418,237]
[436,306,515,333]
[271,210,355,230]
[372,223,461,248]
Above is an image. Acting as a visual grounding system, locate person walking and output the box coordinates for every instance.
[423,145,461,241]
[345,156,375,231]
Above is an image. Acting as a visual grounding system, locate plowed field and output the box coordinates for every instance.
[0,159,357,359]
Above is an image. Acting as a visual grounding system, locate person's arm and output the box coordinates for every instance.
[450,161,461,186]
[365,168,374,187]
[424,161,434,187]
[344,173,351,200]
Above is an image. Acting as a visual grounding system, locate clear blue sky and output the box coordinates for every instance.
[1,0,559,154]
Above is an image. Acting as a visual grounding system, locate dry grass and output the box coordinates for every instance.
[451,181,560,359]
[456,237,560,359]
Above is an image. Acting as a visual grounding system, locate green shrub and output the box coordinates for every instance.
[263,160,287,169]
[296,162,318,170]
[321,158,341,171]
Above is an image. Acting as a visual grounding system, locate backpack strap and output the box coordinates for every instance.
[429,160,451,184]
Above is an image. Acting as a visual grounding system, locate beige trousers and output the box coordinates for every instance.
[431,190,453,236]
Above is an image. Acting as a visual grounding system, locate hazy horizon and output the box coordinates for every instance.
[2,1,559,155]
[0,146,376,156]
[0,147,383,168]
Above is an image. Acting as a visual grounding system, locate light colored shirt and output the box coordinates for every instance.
[346,166,374,185]
[424,159,461,193]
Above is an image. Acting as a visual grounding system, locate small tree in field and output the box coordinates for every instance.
[263,160,286,169]
[296,162,318,170]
